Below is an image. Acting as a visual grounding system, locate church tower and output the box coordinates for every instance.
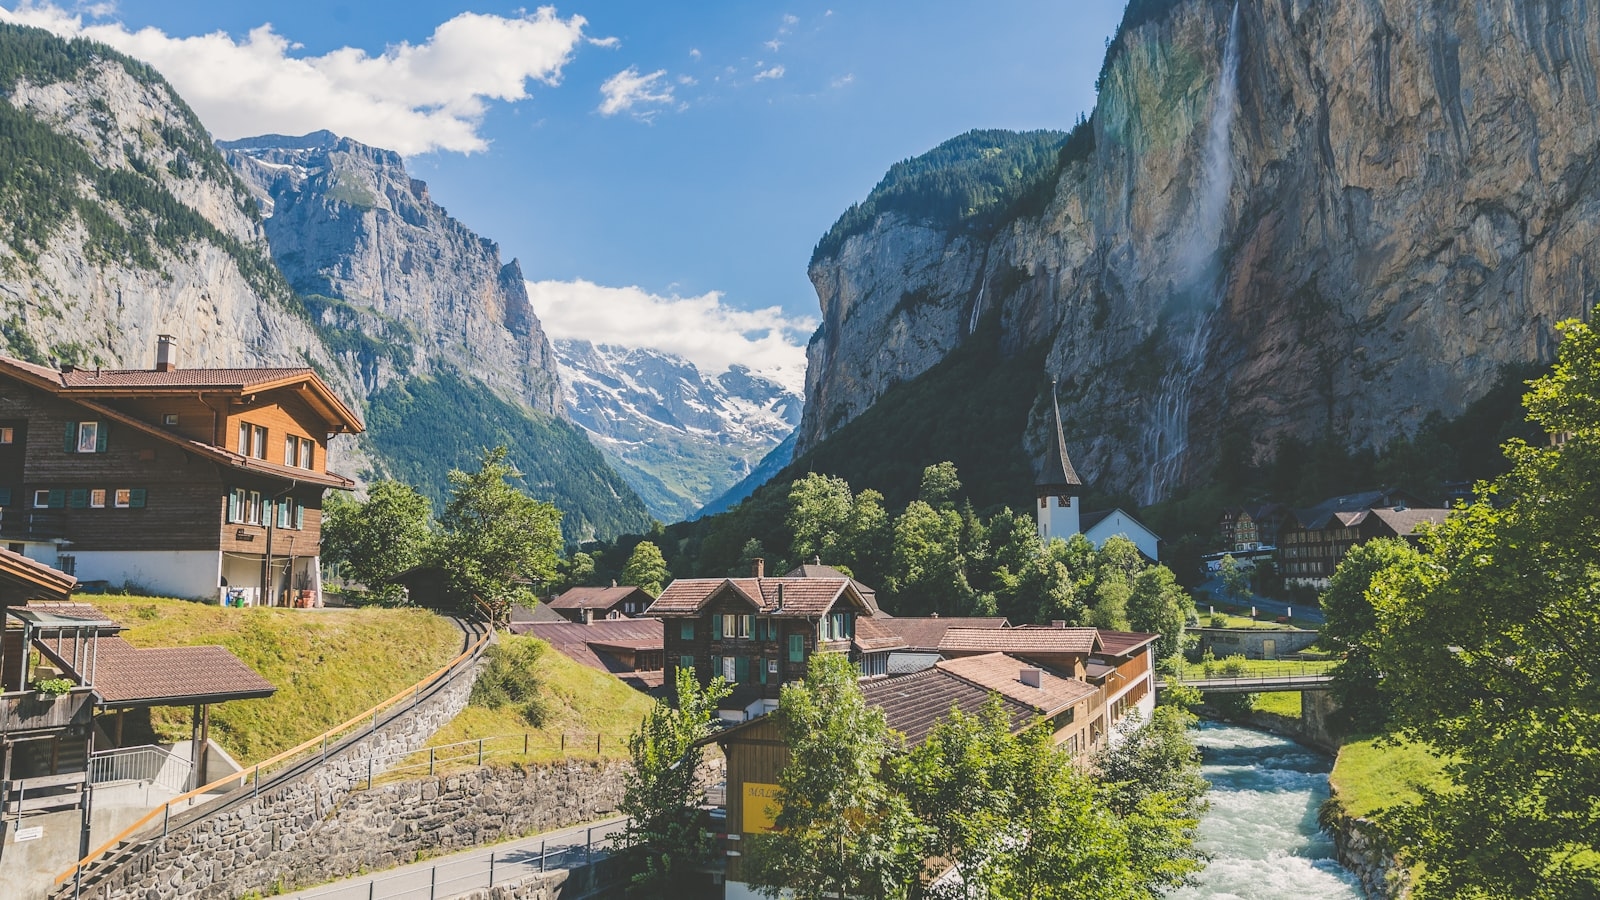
[1036,380,1083,543]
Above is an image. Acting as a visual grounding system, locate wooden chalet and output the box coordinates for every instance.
[0,336,363,605]
[1277,489,1447,588]
[544,584,654,623]
[508,617,666,692]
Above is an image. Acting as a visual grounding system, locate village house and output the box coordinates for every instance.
[541,584,654,623]
[0,337,363,605]
[508,616,667,693]
[1276,489,1446,588]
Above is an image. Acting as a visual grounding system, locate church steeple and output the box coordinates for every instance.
[1036,380,1082,542]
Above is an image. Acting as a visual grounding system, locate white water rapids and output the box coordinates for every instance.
[1169,722,1364,899]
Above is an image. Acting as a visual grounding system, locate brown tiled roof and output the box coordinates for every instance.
[508,618,663,683]
[860,667,1037,746]
[1094,629,1159,658]
[936,653,1098,716]
[784,563,882,614]
[1368,507,1450,537]
[852,617,907,653]
[646,577,863,618]
[547,586,651,611]
[939,625,1099,656]
[16,601,113,624]
[42,635,275,705]
[0,550,77,603]
[878,617,1009,651]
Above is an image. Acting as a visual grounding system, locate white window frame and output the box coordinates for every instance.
[113,488,131,509]
[89,489,105,509]
[247,490,262,525]
[301,437,315,469]
[77,422,99,453]
[33,489,49,508]
[285,437,297,467]
[722,656,737,683]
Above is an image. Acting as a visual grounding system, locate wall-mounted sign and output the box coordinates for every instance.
[743,782,781,834]
[14,825,43,842]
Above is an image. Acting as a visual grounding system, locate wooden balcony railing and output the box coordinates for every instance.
[0,687,93,735]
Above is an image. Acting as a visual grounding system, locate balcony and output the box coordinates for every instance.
[0,687,93,735]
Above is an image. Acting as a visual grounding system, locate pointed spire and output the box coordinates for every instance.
[1037,379,1083,491]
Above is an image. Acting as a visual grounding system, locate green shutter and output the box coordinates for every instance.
[227,490,240,523]
[710,655,721,677]
[758,657,768,684]
[47,489,65,509]
[679,655,694,672]
[68,489,87,509]
[679,621,694,641]
[94,423,107,452]
[788,634,803,663]
[129,488,146,509]
[712,615,722,640]
[735,656,749,682]
[64,422,77,452]
[0,488,11,506]
[295,504,304,529]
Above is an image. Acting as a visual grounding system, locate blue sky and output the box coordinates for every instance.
[1,1,1125,385]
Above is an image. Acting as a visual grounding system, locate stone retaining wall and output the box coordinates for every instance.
[1325,810,1409,899]
[450,855,630,900]
[57,651,482,900]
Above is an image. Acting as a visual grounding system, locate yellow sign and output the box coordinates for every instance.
[742,782,781,834]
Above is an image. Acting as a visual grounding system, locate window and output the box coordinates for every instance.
[277,497,302,529]
[678,655,695,673]
[227,488,245,523]
[66,421,106,453]
[1039,496,1047,509]
[114,488,131,508]
[720,613,753,640]
[1057,495,1071,508]
[300,437,315,469]
[34,489,49,508]
[247,490,263,524]
[57,555,75,576]
[162,414,178,426]
[679,621,694,641]
[722,656,738,682]
[788,634,804,663]
[90,489,105,508]
[285,437,296,467]
[0,426,12,443]
[821,612,855,642]
[238,423,267,459]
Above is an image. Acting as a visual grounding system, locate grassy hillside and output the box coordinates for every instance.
[363,372,655,544]
[1330,734,1452,820]
[91,596,462,764]
[415,634,654,769]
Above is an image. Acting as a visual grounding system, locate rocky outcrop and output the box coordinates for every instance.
[221,131,564,417]
[1324,808,1410,899]
[801,0,1598,503]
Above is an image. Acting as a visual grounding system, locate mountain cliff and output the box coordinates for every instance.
[0,24,651,542]
[553,339,801,522]
[799,0,1596,505]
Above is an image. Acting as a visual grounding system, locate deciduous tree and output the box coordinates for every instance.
[621,540,670,597]
[320,480,434,604]
[437,446,562,622]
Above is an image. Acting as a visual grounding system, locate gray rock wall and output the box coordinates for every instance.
[1326,811,1409,899]
[55,653,481,900]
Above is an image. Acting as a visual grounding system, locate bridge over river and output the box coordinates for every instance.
[1159,672,1334,694]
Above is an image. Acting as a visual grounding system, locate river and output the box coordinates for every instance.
[1169,722,1364,899]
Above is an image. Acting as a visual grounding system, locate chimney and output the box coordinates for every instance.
[1020,668,1044,689]
[582,608,594,625]
[155,334,177,372]
[752,558,765,578]
[1051,620,1066,629]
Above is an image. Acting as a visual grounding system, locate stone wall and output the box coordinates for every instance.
[1194,628,1321,660]
[444,855,631,900]
[1324,810,1409,899]
[55,649,482,900]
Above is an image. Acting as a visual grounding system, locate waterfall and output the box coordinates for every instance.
[968,278,986,335]
[1139,1,1242,505]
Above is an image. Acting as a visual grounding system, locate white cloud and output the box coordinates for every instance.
[597,65,674,118]
[689,47,701,59]
[831,73,854,88]
[782,14,799,28]
[677,74,697,86]
[0,3,587,155]
[527,280,815,393]
[754,64,785,81]
[586,35,619,48]
[763,39,782,52]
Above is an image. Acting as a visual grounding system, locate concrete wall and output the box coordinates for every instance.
[450,857,631,900]
[53,649,482,900]
[74,550,221,601]
[1196,627,1320,660]
[0,810,84,900]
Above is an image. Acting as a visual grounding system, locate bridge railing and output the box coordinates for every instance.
[1169,660,1338,683]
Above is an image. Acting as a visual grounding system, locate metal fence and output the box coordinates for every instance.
[88,745,193,794]
[380,730,628,782]
[288,819,625,900]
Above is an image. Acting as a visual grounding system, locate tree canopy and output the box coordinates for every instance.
[437,446,563,622]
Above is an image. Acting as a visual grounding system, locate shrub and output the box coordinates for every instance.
[469,639,549,727]
[34,677,73,695]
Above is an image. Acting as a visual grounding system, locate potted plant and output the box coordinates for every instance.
[33,677,73,698]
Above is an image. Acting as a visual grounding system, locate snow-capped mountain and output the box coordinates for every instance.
[554,339,802,522]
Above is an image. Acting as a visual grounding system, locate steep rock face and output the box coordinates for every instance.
[555,339,801,521]
[800,0,1597,504]
[221,131,564,417]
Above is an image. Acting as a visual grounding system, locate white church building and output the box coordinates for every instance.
[1035,383,1162,561]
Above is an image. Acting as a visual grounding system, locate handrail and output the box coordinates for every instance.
[55,625,491,887]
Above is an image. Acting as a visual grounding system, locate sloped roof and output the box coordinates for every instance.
[936,653,1098,716]
[784,562,882,614]
[508,618,664,680]
[647,577,865,618]
[876,616,1009,651]
[860,667,1038,746]
[852,617,907,653]
[0,548,77,604]
[547,585,651,611]
[42,635,275,706]
[1368,507,1450,537]
[1093,629,1160,658]
[1036,381,1083,491]
[939,624,1100,656]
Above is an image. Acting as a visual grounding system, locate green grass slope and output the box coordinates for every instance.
[91,596,463,764]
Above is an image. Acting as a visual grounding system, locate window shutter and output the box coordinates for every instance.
[47,489,65,509]
[735,656,749,682]
[0,488,11,506]
[129,488,146,509]
[712,616,722,640]
[295,504,304,529]
[227,490,240,523]
[788,634,803,663]
[679,621,694,641]
[68,489,87,509]
[710,655,721,677]
[94,423,107,452]
[64,422,77,452]
[758,657,768,684]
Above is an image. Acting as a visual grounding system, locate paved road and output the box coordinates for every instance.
[278,815,627,900]
[1195,576,1325,626]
